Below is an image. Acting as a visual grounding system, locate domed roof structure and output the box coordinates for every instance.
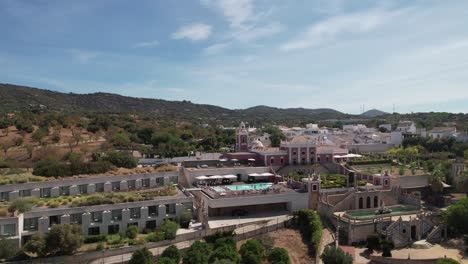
[250,139,264,150]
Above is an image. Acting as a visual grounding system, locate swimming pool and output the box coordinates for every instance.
[345,205,419,220]
[225,183,273,191]
[210,183,274,192]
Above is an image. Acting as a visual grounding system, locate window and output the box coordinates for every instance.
[71,213,82,224]
[156,177,164,186]
[142,179,150,188]
[312,184,317,191]
[79,184,88,194]
[3,224,16,236]
[130,208,141,219]
[270,158,274,165]
[148,206,158,217]
[111,181,120,191]
[24,218,39,231]
[19,189,32,197]
[59,186,70,196]
[40,188,51,198]
[166,204,176,214]
[95,183,105,192]
[50,215,60,226]
[146,220,157,230]
[280,158,284,164]
[111,209,122,221]
[88,227,100,235]
[128,180,136,190]
[1,192,9,201]
[108,224,119,234]
[170,176,178,184]
[91,211,103,223]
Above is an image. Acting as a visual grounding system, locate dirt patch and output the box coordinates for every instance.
[237,228,313,264]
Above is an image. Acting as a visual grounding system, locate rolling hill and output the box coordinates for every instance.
[0,83,351,123]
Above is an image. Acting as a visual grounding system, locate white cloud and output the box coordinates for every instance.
[172,23,212,41]
[203,43,230,55]
[69,49,98,63]
[201,0,253,29]
[134,40,159,48]
[232,22,285,42]
[280,8,407,51]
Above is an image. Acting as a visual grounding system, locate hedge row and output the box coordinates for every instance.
[294,209,323,256]
[348,159,393,166]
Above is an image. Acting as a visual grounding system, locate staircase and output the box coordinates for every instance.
[426,225,444,243]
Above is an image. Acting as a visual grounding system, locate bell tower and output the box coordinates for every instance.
[235,122,249,152]
[308,174,321,210]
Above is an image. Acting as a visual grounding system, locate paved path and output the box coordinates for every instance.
[318,227,335,264]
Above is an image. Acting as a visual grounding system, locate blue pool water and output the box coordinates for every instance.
[225,183,272,191]
[212,186,225,192]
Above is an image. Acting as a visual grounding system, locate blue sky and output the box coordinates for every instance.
[1,0,468,114]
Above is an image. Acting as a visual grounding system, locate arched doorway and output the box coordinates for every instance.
[366,196,371,208]
[359,197,363,209]
[374,196,378,208]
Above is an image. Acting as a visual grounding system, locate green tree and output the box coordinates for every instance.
[263,126,286,147]
[239,239,265,259]
[209,244,240,263]
[267,247,290,264]
[111,133,131,148]
[129,247,154,264]
[240,251,261,264]
[161,245,180,264]
[437,258,461,264]
[443,197,468,235]
[183,241,212,264]
[126,225,138,239]
[0,237,19,260]
[23,232,47,257]
[158,257,176,264]
[159,220,179,240]
[103,150,137,168]
[366,234,380,252]
[45,224,83,255]
[380,239,394,257]
[320,246,353,264]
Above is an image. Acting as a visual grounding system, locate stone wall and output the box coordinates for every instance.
[369,255,439,264]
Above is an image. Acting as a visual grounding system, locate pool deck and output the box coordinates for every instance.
[201,182,298,199]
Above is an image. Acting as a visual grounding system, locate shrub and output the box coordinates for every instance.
[0,207,9,217]
[159,220,179,240]
[294,209,323,256]
[0,237,18,260]
[239,239,265,259]
[103,150,137,169]
[159,257,176,264]
[183,241,212,264]
[129,247,153,264]
[380,239,394,257]
[8,198,34,213]
[45,224,83,255]
[366,234,381,252]
[443,197,468,235]
[96,242,105,251]
[320,246,353,264]
[268,247,290,264]
[255,234,275,251]
[146,231,165,242]
[84,234,107,244]
[23,233,47,257]
[126,225,138,239]
[205,231,235,244]
[437,258,461,264]
[49,201,60,208]
[161,245,180,264]
[177,210,192,228]
[240,251,261,264]
[209,244,240,264]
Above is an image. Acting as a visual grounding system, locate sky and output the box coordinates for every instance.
[1,0,468,114]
